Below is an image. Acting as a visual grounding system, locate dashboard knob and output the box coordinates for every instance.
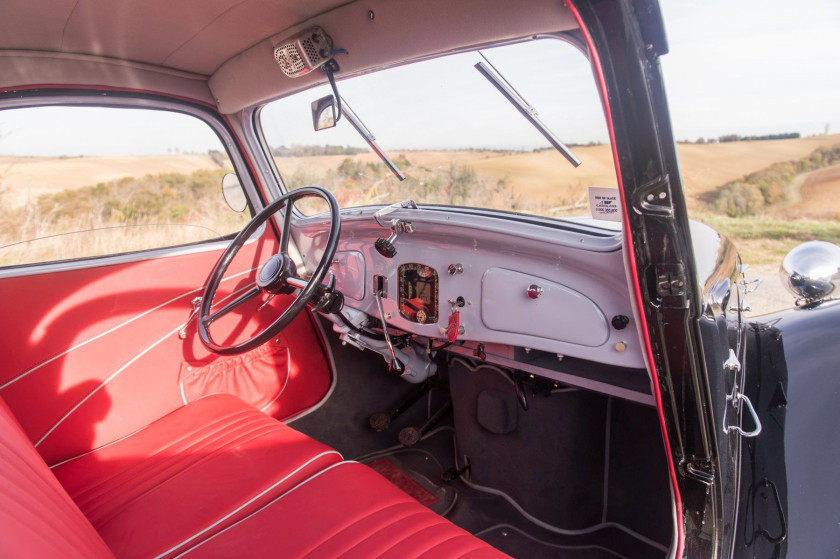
[611,315,630,330]
[448,263,463,275]
[375,237,397,258]
[526,284,543,299]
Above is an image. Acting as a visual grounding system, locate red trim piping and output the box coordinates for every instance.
[565,2,684,556]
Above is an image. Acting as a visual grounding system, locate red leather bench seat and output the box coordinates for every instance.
[1,394,507,558]
[51,394,342,558]
[0,399,112,559]
[183,461,503,558]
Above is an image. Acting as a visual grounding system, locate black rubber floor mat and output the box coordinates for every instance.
[478,525,623,559]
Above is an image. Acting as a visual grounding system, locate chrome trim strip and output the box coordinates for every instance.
[0,224,266,280]
[0,238,232,279]
[163,456,348,558]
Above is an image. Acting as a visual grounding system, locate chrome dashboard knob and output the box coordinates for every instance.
[526,284,543,299]
[448,263,463,275]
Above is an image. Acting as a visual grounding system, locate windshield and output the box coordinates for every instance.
[260,37,616,220]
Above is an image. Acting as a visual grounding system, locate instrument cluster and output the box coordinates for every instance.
[397,263,439,325]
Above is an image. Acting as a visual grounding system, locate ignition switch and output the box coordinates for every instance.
[441,296,466,343]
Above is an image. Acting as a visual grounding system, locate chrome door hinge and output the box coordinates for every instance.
[655,264,686,297]
[654,263,689,309]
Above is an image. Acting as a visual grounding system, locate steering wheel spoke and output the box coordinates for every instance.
[278,198,294,256]
[285,276,308,290]
[203,285,261,325]
[198,186,340,355]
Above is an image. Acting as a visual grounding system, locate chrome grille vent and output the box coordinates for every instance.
[272,27,333,78]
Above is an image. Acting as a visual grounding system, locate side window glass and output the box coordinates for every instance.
[0,106,251,268]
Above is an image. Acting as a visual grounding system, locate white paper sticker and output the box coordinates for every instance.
[588,186,622,222]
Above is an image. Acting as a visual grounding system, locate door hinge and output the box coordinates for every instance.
[655,263,687,299]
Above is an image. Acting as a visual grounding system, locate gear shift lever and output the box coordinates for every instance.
[372,276,404,373]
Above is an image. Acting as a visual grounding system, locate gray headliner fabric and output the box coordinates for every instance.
[0,0,577,114]
[0,0,348,75]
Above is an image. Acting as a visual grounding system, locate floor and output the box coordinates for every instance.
[289,320,672,559]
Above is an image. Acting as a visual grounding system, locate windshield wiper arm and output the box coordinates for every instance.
[340,97,406,181]
[474,58,581,168]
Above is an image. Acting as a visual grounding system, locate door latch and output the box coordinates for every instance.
[722,349,762,437]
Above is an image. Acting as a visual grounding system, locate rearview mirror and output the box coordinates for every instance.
[312,95,337,131]
[221,173,247,213]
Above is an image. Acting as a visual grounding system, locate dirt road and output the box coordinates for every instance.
[741,263,794,316]
[775,165,840,219]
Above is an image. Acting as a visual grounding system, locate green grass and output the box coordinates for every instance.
[695,213,840,264]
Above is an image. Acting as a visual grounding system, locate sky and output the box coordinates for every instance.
[0,0,837,156]
[659,0,840,140]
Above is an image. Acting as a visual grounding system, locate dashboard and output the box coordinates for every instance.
[294,206,653,404]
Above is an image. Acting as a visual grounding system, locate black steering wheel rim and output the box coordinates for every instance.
[198,186,340,355]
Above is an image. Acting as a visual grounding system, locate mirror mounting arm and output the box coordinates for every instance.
[322,60,343,123]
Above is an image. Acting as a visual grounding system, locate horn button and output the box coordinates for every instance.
[257,254,298,294]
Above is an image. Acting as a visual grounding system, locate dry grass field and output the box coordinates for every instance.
[3,135,840,313]
[0,154,221,207]
[676,135,840,210]
[4,135,839,211]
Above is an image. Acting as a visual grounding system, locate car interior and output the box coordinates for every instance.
[0,1,677,557]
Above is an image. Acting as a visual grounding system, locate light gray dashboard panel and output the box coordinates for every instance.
[292,206,645,369]
[481,267,609,346]
[330,251,366,301]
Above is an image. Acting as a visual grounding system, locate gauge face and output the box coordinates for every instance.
[398,263,439,324]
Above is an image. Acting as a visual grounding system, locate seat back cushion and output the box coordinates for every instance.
[0,398,113,558]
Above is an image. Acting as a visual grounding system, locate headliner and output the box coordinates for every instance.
[0,0,348,76]
[0,0,578,113]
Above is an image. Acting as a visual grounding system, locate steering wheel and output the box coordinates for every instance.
[198,186,340,355]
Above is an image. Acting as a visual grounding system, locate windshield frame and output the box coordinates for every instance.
[253,31,611,225]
